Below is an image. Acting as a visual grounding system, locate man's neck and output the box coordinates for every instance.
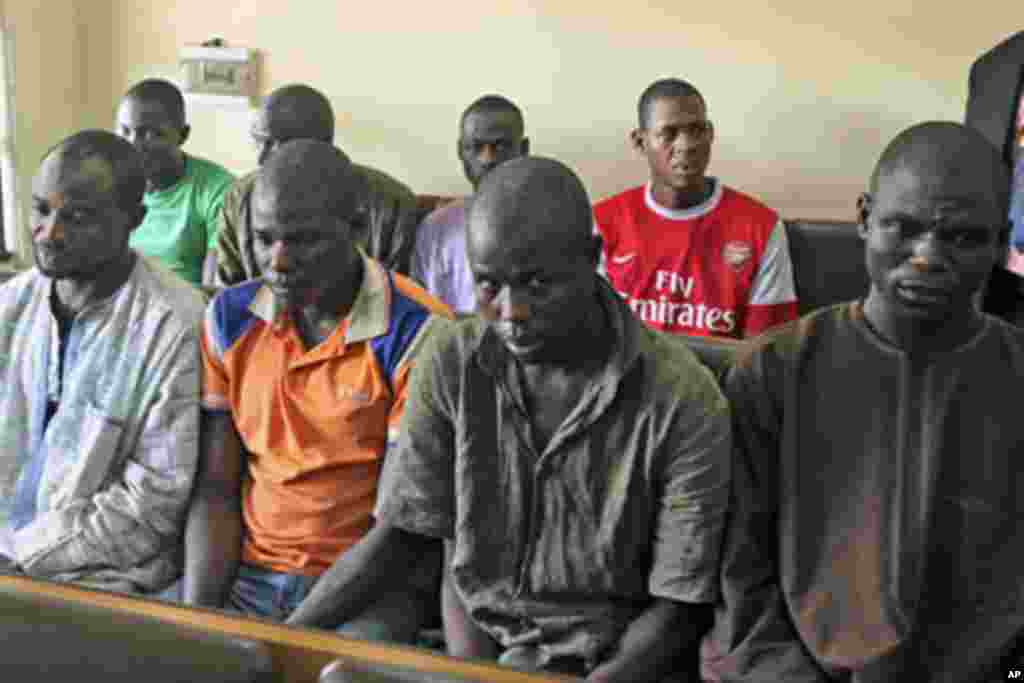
[519,292,613,386]
[292,256,365,349]
[53,249,137,318]
[862,295,985,354]
[147,155,187,192]
[649,177,713,211]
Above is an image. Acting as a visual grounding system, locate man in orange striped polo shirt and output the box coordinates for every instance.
[181,140,451,641]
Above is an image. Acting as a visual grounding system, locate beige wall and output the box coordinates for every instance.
[1,0,114,260]
[7,1,1024,255]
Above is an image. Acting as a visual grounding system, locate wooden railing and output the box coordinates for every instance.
[0,574,575,683]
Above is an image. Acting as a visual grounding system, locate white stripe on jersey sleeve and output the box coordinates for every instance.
[749,218,798,306]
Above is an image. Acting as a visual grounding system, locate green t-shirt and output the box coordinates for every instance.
[130,154,235,286]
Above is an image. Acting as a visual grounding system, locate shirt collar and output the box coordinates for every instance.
[247,251,392,344]
[643,177,722,221]
[42,251,142,322]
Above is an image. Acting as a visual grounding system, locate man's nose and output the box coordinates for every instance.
[478,144,499,165]
[34,213,64,243]
[908,232,946,271]
[268,241,292,272]
[495,285,530,321]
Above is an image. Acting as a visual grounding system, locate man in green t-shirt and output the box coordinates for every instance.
[116,79,235,286]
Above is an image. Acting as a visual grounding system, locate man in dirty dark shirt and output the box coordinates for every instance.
[286,156,732,682]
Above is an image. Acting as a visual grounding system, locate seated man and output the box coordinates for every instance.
[594,78,798,339]
[183,140,451,642]
[212,84,419,287]
[115,79,235,287]
[411,94,529,314]
[701,122,1024,681]
[0,130,204,593]
[286,156,732,682]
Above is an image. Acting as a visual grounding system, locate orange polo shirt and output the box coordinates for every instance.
[200,256,451,575]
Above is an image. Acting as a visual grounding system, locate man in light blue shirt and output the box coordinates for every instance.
[0,130,204,594]
[411,95,529,314]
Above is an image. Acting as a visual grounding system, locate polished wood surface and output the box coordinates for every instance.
[0,574,575,683]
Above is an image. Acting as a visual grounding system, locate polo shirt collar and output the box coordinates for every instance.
[247,251,392,343]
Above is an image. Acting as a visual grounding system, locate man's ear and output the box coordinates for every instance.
[178,124,191,147]
[630,128,646,154]
[520,137,530,156]
[706,119,716,145]
[856,193,872,239]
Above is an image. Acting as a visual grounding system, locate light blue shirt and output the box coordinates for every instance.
[411,198,476,314]
[0,254,204,592]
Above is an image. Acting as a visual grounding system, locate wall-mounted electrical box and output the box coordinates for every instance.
[179,44,256,101]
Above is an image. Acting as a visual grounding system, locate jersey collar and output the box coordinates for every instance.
[644,177,723,221]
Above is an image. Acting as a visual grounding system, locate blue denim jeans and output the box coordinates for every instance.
[161,563,432,644]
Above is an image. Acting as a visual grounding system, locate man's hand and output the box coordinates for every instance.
[285,524,439,629]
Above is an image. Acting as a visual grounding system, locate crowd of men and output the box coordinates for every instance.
[0,29,1021,683]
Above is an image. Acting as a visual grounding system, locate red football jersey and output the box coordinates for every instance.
[594,181,798,339]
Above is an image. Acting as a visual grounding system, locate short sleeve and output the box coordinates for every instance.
[374,320,458,539]
[648,370,732,604]
[744,219,799,337]
[386,314,453,451]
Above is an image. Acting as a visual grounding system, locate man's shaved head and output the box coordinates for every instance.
[122,79,186,126]
[870,121,1009,213]
[43,129,146,209]
[262,84,335,143]
[254,139,358,220]
[859,121,1010,348]
[459,95,524,137]
[638,78,705,130]
[467,156,603,364]
[469,156,592,255]
[251,140,365,310]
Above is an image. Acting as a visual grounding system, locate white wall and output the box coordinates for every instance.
[7,0,1023,256]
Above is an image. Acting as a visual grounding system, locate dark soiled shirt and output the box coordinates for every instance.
[701,302,1024,682]
[375,278,732,665]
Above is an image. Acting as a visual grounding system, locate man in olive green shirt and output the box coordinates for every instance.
[210,84,418,287]
[116,79,234,286]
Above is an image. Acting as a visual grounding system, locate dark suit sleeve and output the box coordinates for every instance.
[964,31,1024,162]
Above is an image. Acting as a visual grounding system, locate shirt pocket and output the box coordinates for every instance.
[46,401,125,508]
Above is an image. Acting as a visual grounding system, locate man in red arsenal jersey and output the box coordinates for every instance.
[594,79,799,339]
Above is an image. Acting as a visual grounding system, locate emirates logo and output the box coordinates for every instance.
[722,241,753,269]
